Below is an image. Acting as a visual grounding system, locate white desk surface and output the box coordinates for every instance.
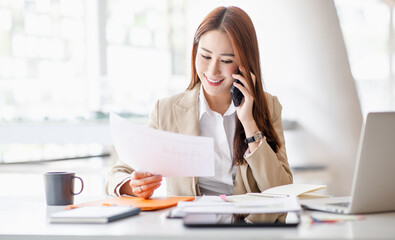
[1,195,395,240]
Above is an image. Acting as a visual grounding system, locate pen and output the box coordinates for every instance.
[247,193,289,198]
[234,203,284,208]
[102,203,122,207]
[310,215,340,223]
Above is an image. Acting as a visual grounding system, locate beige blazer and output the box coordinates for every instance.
[105,83,293,197]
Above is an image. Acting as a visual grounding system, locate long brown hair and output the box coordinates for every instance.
[188,6,281,165]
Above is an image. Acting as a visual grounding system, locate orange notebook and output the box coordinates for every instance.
[66,196,195,211]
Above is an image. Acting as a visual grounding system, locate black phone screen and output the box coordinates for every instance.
[231,79,244,107]
[183,212,299,228]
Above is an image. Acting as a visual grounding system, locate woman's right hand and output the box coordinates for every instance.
[128,171,162,199]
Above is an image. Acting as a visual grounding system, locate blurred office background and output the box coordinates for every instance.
[0,0,394,197]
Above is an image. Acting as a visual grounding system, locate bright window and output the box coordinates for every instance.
[1,0,394,163]
[0,0,88,122]
[335,0,395,113]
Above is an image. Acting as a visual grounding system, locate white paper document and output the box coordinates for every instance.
[109,113,215,177]
[177,196,301,214]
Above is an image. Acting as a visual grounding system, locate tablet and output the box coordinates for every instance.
[183,212,299,228]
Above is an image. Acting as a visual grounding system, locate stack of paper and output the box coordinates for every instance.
[171,184,327,215]
[175,195,301,214]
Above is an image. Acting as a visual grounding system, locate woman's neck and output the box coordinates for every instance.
[203,91,232,116]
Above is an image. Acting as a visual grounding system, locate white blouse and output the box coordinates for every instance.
[197,86,237,196]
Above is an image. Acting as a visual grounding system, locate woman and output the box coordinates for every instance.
[106,6,292,200]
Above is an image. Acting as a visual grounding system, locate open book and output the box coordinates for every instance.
[222,184,328,203]
[251,183,328,198]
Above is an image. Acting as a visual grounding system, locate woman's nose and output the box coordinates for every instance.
[207,60,220,75]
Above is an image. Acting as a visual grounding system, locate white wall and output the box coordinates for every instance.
[250,0,362,195]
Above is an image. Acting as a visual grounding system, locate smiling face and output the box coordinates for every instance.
[195,30,239,103]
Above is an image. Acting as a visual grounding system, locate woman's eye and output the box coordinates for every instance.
[222,60,233,64]
[201,54,211,60]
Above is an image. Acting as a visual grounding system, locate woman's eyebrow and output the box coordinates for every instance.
[201,47,235,57]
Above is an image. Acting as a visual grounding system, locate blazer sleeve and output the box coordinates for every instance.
[105,101,160,196]
[105,157,134,197]
[243,96,293,192]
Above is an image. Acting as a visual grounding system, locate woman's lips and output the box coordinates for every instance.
[205,75,224,86]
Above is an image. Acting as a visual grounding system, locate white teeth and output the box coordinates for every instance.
[206,77,222,83]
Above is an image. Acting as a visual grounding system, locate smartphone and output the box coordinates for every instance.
[183,212,299,228]
[230,71,244,107]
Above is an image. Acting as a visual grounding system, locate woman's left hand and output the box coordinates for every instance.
[232,69,256,126]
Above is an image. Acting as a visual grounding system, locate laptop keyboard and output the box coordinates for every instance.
[327,202,350,208]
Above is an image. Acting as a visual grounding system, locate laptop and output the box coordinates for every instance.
[301,112,395,214]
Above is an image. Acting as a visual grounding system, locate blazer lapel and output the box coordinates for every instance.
[172,83,200,136]
[171,83,201,195]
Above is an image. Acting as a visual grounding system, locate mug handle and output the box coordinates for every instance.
[72,176,84,195]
